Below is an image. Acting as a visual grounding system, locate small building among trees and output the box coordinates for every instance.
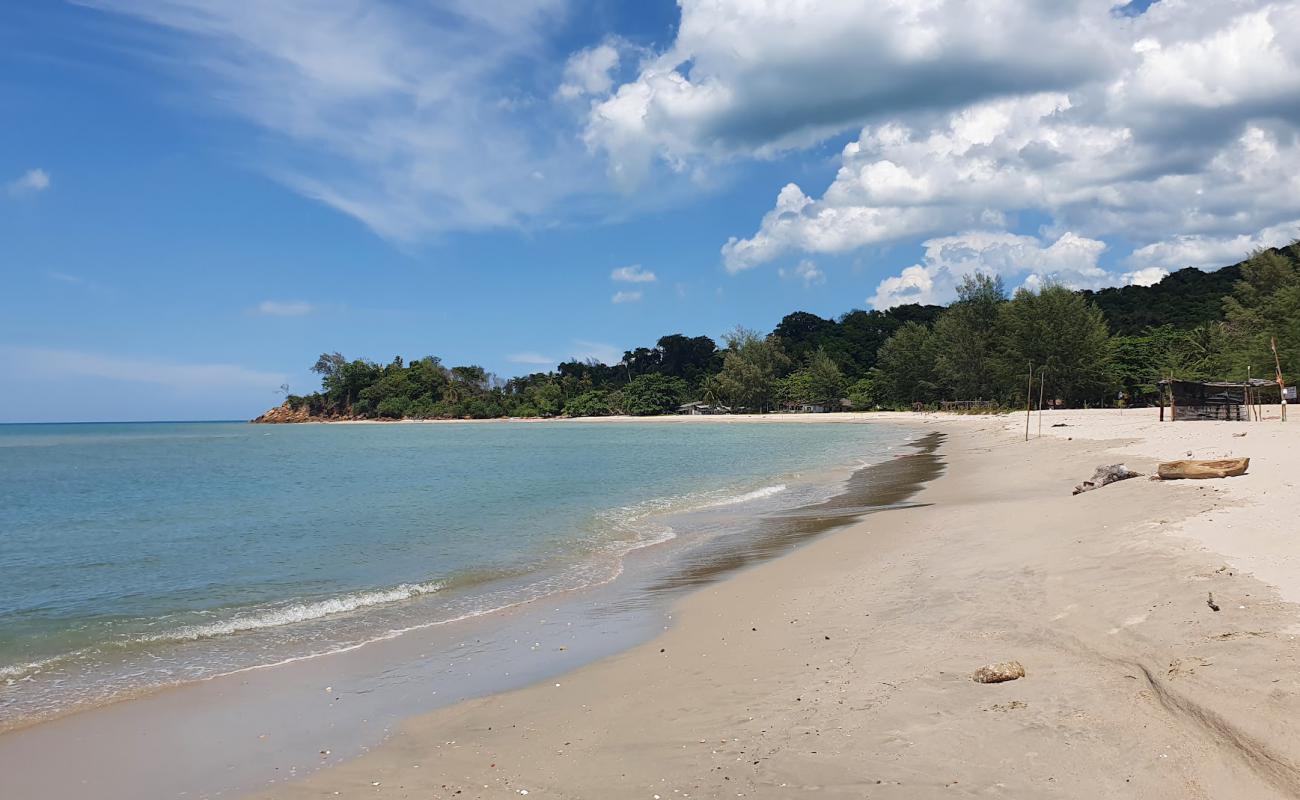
[677,401,729,415]
[1159,378,1280,421]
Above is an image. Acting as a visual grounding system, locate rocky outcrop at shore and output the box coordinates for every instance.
[251,402,317,423]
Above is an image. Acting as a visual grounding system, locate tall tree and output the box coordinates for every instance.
[772,312,836,366]
[715,327,792,412]
[802,348,846,405]
[1220,245,1300,381]
[621,374,690,416]
[655,334,721,385]
[931,274,1007,400]
[999,284,1114,406]
[873,322,938,405]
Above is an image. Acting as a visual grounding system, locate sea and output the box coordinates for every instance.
[0,419,917,732]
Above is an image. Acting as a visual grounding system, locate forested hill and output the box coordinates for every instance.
[1083,242,1300,336]
[256,243,1300,421]
[1083,265,1240,336]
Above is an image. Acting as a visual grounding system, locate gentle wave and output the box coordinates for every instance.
[0,656,63,682]
[136,581,445,644]
[700,484,788,508]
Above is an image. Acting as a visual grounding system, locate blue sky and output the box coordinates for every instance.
[4,1,1300,421]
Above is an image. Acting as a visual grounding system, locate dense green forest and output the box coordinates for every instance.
[268,243,1300,420]
[1082,264,1244,336]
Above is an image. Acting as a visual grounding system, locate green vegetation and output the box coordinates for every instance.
[714,326,793,413]
[1081,265,1242,336]
[275,243,1300,420]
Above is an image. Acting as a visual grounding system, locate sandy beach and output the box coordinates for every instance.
[249,409,1300,799]
[16,4,1300,798]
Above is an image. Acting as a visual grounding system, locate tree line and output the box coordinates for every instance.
[275,242,1300,420]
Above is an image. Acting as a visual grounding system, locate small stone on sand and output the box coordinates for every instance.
[972,661,1026,683]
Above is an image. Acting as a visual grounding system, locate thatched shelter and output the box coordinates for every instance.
[1158,378,1279,421]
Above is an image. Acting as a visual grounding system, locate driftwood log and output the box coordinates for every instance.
[1073,464,1142,495]
[1157,458,1249,480]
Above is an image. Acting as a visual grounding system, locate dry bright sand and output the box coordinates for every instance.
[254,409,1300,799]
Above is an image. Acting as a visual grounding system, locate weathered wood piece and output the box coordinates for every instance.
[1157,458,1249,480]
[1073,464,1143,495]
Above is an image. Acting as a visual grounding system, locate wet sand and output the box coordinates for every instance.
[253,410,1300,799]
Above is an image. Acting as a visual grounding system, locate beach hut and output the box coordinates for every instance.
[1158,378,1278,421]
[677,401,729,415]
[939,400,998,412]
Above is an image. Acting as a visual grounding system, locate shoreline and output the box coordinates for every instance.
[0,417,935,799]
[252,409,1300,799]
[0,418,906,734]
[253,411,907,425]
[10,410,1300,798]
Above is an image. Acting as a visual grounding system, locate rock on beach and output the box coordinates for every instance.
[973,661,1026,684]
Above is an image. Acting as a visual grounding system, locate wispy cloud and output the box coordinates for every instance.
[8,168,50,195]
[611,289,642,304]
[45,270,116,298]
[1,345,286,393]
[569,339,621,365]
[507,351,555,365]
[778,259,825,287]
[610,264,657,283]
[86,0,592,240]
[251,300,315,317]
[557,39,623,100]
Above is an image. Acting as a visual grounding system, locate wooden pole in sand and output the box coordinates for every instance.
[1246,366,1253,422]
[1273,337,1288,422]
[1025,363,1033,442]
[1037,367,1046,438]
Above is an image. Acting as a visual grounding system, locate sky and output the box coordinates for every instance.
[3,0,1300,422]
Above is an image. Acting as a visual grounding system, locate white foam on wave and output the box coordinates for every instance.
[0,656,63,682]
[137,581,445,643]
[700,484,788,508]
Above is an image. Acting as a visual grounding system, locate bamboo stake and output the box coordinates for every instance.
[1273,337,1287,422]
[1170,373,1176,421]
[1025,363,1033,442]
[1246,366,1253,422]
[1251,367,1260,421]
[1037,367,1046,438]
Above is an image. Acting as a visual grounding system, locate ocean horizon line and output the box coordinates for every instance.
[0,419,246,426]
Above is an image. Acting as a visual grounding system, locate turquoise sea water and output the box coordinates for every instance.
[0,420,908,728]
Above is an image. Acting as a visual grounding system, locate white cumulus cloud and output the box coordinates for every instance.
[868,231,1112,309]
[611,290,642,304]
[561,0,1300,286]
[558,40,623,100]
[8,168,50,195]
[610,264,657,282]
[1127,220,1300,270]
[1120,266,1170,287]
[582,0,1119,184]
